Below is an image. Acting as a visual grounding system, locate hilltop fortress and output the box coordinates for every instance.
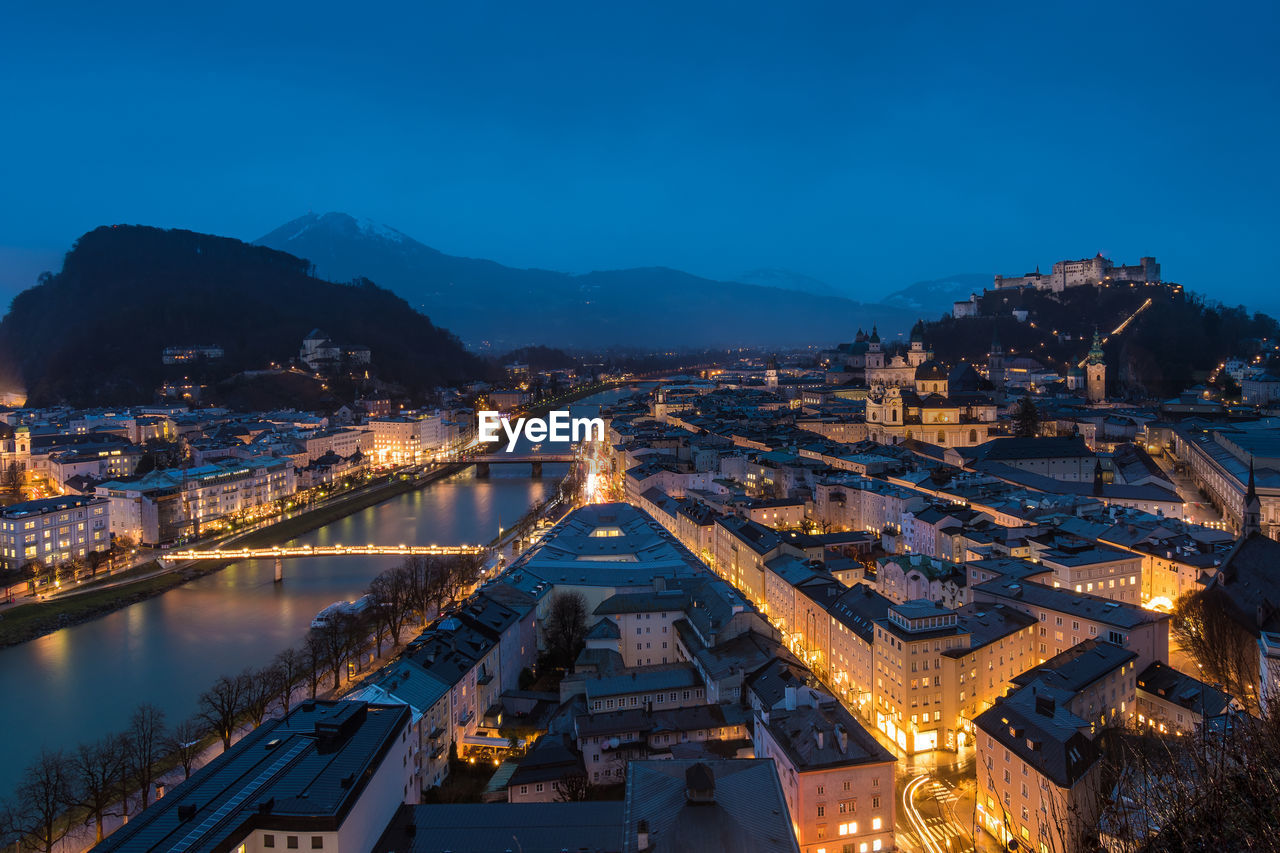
[992,254,1160,293]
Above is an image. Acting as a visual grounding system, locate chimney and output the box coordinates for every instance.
[637,819,651,851]
[1034,694,1056,718]
[784,685,797,711]
[835,724,848,754]
[815,729,825,750]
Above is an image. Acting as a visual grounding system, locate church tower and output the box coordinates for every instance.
[1244,458,1262,537]
[866,327,884,369]
[765,355,779,390]
[908,321,927,367]
[987,323,1005,387]
[1086,330,1106,403]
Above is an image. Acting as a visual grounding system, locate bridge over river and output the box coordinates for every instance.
[464,451,576,477]
[165,543,490,581]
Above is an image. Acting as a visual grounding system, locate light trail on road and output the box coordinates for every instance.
[903,774,946,853]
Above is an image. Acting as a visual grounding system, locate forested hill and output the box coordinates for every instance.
[0,226,490,406]
[921,282,1280,397]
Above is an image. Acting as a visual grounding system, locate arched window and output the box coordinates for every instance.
[892,409,898,422]
[969,429,978,444]
[937,430,946,445]
[905,430,913,441]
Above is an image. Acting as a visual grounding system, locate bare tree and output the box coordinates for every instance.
[541,591,589,673]
[14,748,74,853]
[402,555,432,624]
[1172,590,1259,708]
[272,647,308,716]
[364,606,389,660]
[1094,711,1280,851]
[198,674,247,752]
[369,565,413,646]
[447,553,483,602]
[126,703,166,809]
[313,616,353,691]
[343,612,373,679]
[241,665,279,728]
[164,718,207,781]
[302,633,326,699]
[70,734,126,844]
[553,772,591,802]
[0,796,22,852]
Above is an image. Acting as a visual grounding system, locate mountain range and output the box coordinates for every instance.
[256,213,935,349]
[881,273,993,313]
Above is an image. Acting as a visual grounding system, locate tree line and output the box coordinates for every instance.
[0,552,482,852]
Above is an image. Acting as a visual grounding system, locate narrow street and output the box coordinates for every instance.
[1149,452,1226,529]
[895,751,981,853]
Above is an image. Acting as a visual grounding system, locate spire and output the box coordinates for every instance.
[1093,459,1104,496]
[869,325,880,344]
[1087,327,1105,364]
[1244,457,1261,537]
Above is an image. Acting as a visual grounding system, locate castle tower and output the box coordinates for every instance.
[1244,458,1262,538]
[1086,330,1106,403]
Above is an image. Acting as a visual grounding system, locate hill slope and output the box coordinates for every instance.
[922,283,1279,397]
[256,213,917,349]
[882,273,993,316]
[0,226,488,406]
[731,268,837,296]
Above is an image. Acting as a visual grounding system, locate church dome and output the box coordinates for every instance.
[915,359,948,381]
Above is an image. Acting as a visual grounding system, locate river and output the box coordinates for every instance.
[0,385,652,795]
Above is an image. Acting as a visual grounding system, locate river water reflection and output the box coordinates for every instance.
[0,385,651,794]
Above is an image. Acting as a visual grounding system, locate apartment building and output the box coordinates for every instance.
[0,495,110,570]
[1134,661,1234,735]
[1034,542,1144,606]
[975,687,1103,853]
[754,695,896,853]
[942,604,1039,748]
[1009,639,1138,733]
[972,578,1170,672]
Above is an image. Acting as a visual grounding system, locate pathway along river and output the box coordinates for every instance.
[0,387,649,796]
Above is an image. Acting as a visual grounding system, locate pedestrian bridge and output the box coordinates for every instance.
[167,543,488,561]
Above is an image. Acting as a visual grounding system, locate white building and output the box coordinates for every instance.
[96,456,295,545]
[0,495,110,570]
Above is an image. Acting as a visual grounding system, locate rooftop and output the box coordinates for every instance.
[623,759,800,853]
[92,700,409,853]
[1010,639,1137,693]
[760,699,895,771]
[373,802,625,852]
[972,578,1169,630]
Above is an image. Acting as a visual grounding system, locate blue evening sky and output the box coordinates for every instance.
[0,1,1276,312]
